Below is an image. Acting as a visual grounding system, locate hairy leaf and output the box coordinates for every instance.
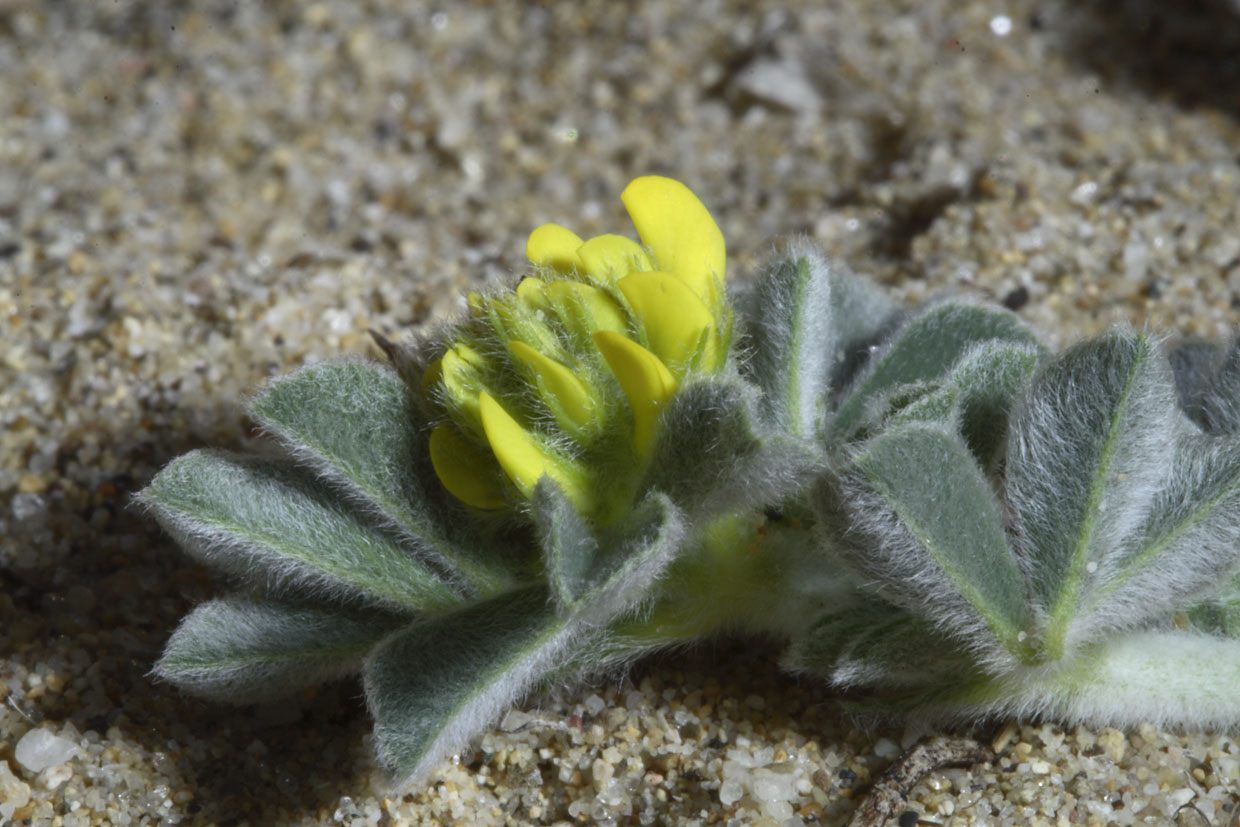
[534,483,684,621]
[1168,338,1222,428]
[873,630,1240,730]
[782,594,974,690]
[141,450,462,612]
[250,359,513,594]
[821,423,1031,666]
[1083,436,1240,637]
[644,377,820,519]
[1005,332,1179,660]
[886,342,1042,468]
[831,299,1041,441]
[1190,336,1240,434]
[1188,573,1240,637]
[741,248,896,437]
[155,597,405,702]
[364,585,576,786]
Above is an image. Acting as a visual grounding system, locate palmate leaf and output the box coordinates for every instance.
[643,377,820,520]
[249,359,515,595]
[1084,436,1240,637]
[884,341,1042,468]
[818,423,1032,668]
[740,247,897,437]
[789,625,1240,729]
[364,585,571,786]
[140,450,462,613]
[830,299,1042,441]
[782,593,976,691]
[533,482,684,620]
[154,597,406,703]
[366,481,689,785]
[883,630,1240,730]
[1005,332,1181,660]
[801,326,1240,726]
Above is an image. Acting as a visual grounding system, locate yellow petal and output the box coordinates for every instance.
[621,176,726,308]
[515,277,551,312]
[618,270,719,373]
[592,331,677,457]
[540,280,629,336]
[526,223,584,273]
[508,341,597,431]
[478,392,590,510]
[428,424,507,510]
[476,290,561,356]
[576,233,654,282]
[441,344,487,425]
[421,357,444,395]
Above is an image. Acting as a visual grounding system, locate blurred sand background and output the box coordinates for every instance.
[4,2,1240,824]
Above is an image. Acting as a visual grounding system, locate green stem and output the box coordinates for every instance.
[609,508,825,648]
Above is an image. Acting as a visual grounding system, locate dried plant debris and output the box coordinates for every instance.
[143,176,1240,788]
[847,735,996,827]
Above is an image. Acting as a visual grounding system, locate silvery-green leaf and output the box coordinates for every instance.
[364,585,578,787]
[644,377,821,519]
[887,348,1040,465]
[1188,573,1240,637]
[155,597,405,702]
[140,450,462,612]
[740,247,897,437]
[884,342,1040,468]
[1005,332,1179,660]
[819,423,1032,667]
[1168,337,1221,428]
[1188,336,1240,434]
[882,382,958,427]
[782,593,974,690]
[363,486,693,788]
[819,262,903,392]
[952,343,1043,466]
[880,630,1240,731]
[534,482,684,621]
[250,359,514,595]
[1187,603,1240,637]
[1082,436,1240,637]
[830,299,1042,441]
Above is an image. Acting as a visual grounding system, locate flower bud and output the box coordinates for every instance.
[592,330,678,458]
[477,392,592,512]
[506,341,598,436]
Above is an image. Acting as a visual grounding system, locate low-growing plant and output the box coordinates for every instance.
[141,176,1240,787]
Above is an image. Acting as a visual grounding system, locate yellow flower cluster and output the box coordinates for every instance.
[426,176,728,518]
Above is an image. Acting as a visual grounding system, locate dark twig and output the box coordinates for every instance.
[847,735,996,827]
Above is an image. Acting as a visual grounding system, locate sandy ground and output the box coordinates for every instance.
[4,2,1240,824]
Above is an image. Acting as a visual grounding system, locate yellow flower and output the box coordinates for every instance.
[592,330,677,457]
[526,176,726,311]
[427,175,730,518]
[516,278,628,339]
[506,340,597,435]
[617,271,720,373]
[619,176,727,310]
[476,393,592,513]
[428,424,506,510]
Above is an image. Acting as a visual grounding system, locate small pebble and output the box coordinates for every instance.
[38,764,73,791]
[14,729,80,774]
[0,761,32,811]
